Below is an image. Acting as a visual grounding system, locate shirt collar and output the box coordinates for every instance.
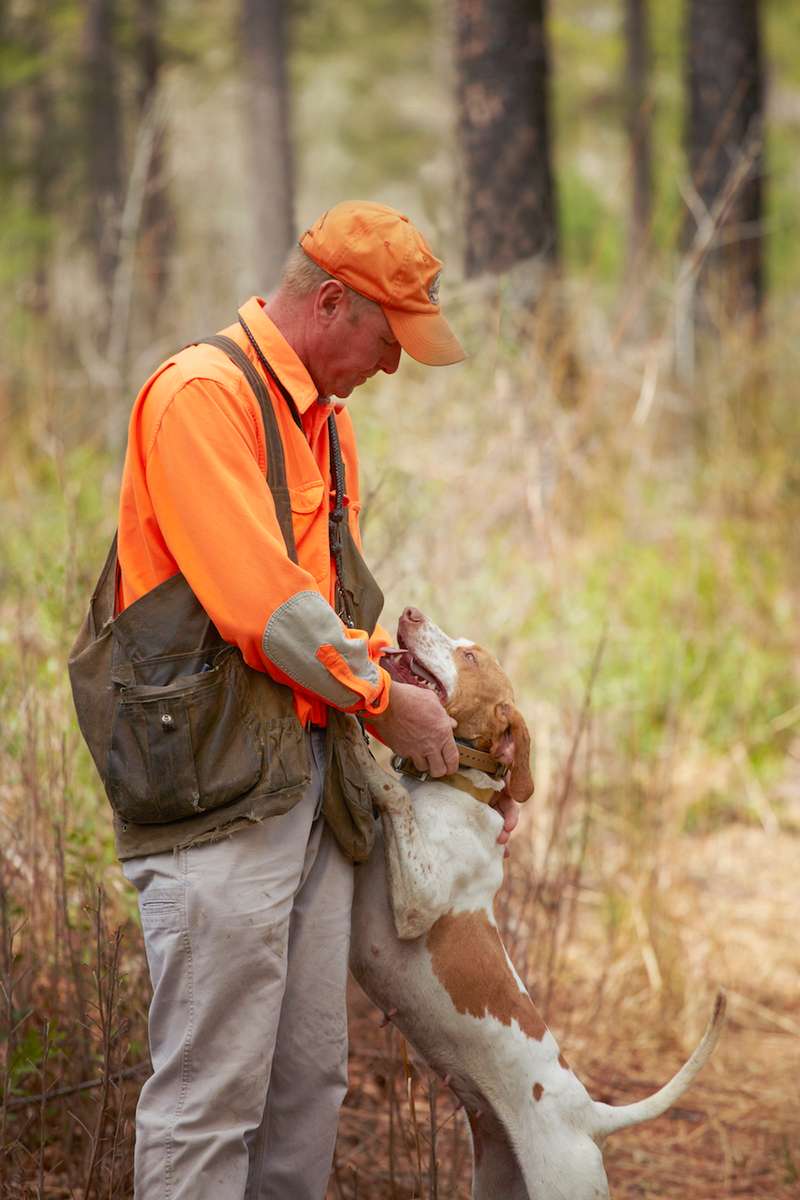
[238,296,319,415]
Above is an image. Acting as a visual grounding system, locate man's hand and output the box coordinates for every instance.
[370,680,459,778]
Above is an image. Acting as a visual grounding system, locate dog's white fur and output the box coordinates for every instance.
[350,609,724,1200]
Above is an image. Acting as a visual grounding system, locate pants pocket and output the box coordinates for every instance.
[106,646,262,824]
[139,888,185,932]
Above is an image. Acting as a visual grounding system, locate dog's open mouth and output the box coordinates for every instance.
[381,640,447,704]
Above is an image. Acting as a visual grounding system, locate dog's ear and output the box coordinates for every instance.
[490,702,534,803]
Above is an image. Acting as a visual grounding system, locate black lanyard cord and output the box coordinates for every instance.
[239,315,304,433]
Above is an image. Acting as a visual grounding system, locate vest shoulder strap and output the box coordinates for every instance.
[197,333,299,565]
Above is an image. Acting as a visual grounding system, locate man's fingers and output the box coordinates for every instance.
[410,751,428,772]
[426,746,450,778]
[441,735,459,775]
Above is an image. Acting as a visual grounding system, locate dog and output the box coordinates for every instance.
[350,606,724,1200]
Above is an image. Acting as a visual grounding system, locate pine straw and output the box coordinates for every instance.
[329,822,800,1199]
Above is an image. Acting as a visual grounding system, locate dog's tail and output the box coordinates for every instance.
[590,990,726,1141]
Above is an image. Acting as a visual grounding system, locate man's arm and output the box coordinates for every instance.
[145,377,389,717]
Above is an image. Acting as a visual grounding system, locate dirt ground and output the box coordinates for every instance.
[330,824,800,1199]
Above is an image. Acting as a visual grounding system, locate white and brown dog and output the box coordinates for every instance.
[350,606,724,1200]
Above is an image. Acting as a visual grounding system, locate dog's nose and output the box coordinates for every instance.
[403,607,424,624]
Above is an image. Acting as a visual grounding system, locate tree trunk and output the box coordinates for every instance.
[454,0,559,279]
[83,0,124,296]
[685,0,764,324]
[29,0,58,314]
[0,1,9,175]
[624,0,652,274]
[241,0,295,292]
[136,0,174,311]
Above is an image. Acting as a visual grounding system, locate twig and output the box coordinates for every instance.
[726,990,800,1038]
[0,879,28,1189]
[83,890,124,1199]
[428,1074,438,1200]
[37,1019,50,1199]
[401,1038,423,1198]
[386,1026,397,1199]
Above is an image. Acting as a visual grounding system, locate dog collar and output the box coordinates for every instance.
[390,740,508,785]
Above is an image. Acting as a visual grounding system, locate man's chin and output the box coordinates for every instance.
[330,383,355,401]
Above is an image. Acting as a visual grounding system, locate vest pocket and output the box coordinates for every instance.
[106,645,262,824]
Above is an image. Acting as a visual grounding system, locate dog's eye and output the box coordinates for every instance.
[463,651,477,665]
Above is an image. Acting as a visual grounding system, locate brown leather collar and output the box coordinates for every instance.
[454,742,509,779]
[390,740,508,789]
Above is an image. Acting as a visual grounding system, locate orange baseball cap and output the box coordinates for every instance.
[299,201,466,366]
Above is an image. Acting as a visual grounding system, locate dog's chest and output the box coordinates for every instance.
[350,785,505,1003]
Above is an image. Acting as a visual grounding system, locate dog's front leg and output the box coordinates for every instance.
[374,778,452,940]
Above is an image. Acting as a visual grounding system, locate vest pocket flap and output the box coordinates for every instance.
[120,647,228,697]
[289,482,325,513]
[106,648,262,825]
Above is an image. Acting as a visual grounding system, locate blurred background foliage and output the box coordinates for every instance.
[1,1,800,1195]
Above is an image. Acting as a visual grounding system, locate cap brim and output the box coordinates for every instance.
[384,307,466,366]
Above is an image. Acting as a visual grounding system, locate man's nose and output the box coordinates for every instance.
[380,342,402,375]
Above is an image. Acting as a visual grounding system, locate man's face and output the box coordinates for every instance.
[307,283,402,401]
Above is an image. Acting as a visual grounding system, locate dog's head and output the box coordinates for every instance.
[381,607,533,802]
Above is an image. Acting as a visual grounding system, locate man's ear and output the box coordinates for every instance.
[490,702,534,803]
[314,279,347,323]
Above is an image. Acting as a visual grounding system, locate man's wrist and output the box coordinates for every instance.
[359,667,391,720]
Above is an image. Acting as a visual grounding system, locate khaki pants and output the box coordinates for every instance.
[123,730,353,1200]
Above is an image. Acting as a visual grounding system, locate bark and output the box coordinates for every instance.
[0,1,8,175]
[624,0,653,273]
[241,0,295,292]
[83,0,124,294]
[685,0,764,322]
[29,0,58,313]
[136,0,174,307]
[455,0,559,278]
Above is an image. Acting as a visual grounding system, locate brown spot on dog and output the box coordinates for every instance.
[444,649,532,803]
[558,1052,570,1071]
[427,910,547,1041]
[383,783,391,791]
[532,1082,544,1102]
[447,647,515,743]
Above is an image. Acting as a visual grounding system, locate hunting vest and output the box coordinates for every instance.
[68,333,384,862]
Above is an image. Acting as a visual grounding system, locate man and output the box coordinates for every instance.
[109,201,519,1198]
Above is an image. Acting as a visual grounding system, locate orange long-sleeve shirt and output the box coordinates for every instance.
[117,296,391,727]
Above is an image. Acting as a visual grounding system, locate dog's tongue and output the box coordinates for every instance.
[380,649,444,699]
[380,648,413,684]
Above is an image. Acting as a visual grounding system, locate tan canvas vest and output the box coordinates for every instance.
[68,334,384,862]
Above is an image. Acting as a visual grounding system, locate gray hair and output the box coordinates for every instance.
[280,246,378,321]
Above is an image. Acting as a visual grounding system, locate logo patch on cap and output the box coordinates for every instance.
[428,271,441,306]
